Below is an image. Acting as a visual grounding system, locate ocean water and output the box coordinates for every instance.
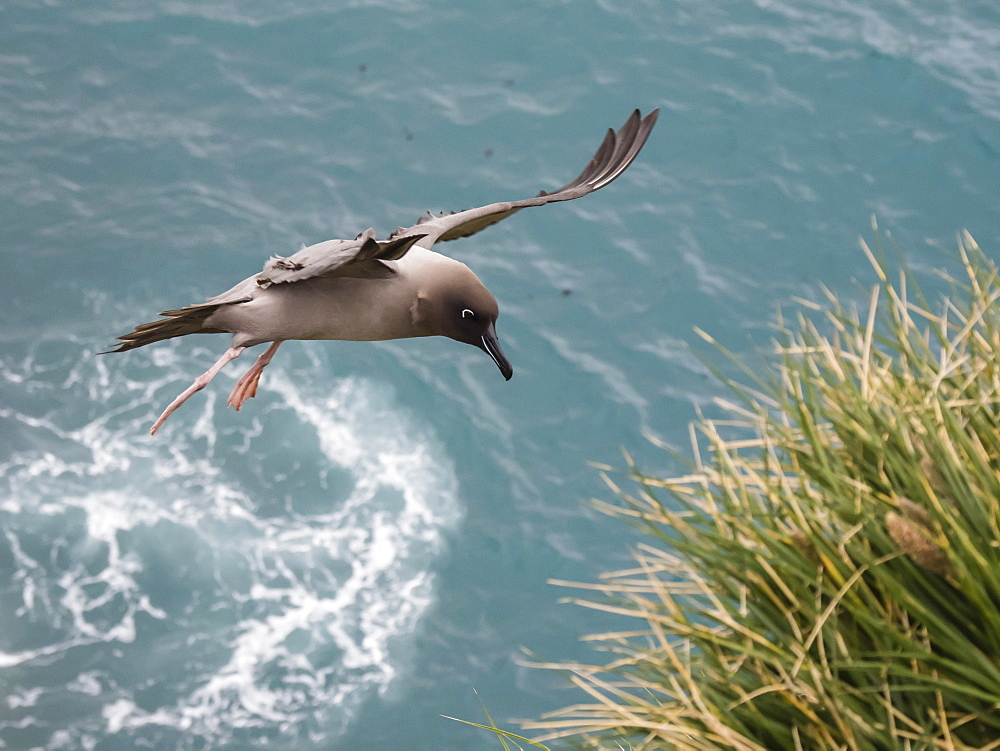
[2,1,999,748]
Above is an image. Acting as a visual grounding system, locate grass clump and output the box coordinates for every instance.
[523,231,1000,749]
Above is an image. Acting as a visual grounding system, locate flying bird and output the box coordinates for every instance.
[108,109,659,435]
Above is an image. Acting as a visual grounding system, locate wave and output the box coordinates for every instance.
[0,337,461,748]
[746,0,1000,120]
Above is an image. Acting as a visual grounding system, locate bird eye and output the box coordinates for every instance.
[462,308,475,319]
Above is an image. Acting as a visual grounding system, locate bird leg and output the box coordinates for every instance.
[150,345,245,436]
[227,341,282,412]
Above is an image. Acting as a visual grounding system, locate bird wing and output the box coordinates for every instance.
[390,108,659,247]
[255,228,428,288]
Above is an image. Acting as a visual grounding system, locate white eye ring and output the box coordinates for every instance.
[462,308,475,319]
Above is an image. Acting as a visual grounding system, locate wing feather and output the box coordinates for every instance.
[392,108,659,247]
[257,229,427,287]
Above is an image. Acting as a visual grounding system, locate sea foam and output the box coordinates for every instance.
[0,338,461,748]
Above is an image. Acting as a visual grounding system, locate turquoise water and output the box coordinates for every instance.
[2,1,999,748]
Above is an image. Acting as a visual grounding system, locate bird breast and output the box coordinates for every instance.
[205,274,423,347]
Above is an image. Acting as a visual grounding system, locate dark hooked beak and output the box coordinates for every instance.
[479,322,513,381]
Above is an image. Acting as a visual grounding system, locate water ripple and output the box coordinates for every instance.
[0,338,460,748]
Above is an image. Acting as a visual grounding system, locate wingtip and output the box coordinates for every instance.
[97,338,131,355]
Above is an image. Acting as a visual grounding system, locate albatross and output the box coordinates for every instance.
[108,109,659,435]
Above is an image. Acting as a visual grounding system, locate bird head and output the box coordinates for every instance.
[415,263,513,380]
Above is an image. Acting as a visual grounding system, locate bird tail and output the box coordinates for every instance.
[103,304,226,354]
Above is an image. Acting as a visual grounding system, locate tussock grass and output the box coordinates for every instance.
[522,231,1000,749]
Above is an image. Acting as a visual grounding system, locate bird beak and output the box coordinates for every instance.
[480,322,513,380]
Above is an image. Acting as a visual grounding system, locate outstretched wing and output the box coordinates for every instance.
[391,108,659,247]
[255,228,428,287]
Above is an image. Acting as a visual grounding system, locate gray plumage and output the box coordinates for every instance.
[108,109,659,435]
[111,230,428,352]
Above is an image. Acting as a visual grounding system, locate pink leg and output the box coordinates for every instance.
[227,341,282,411]
[150,346,245,436]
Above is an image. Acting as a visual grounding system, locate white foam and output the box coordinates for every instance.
[0,339,462,746]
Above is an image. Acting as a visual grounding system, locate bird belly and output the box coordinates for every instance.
[204,277,418,347]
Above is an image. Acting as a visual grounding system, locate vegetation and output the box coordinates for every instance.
[517,231,1000,749]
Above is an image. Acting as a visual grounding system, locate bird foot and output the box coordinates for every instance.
[227,368,264,411]
[150,345,245,435]
[226,341,281,412]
